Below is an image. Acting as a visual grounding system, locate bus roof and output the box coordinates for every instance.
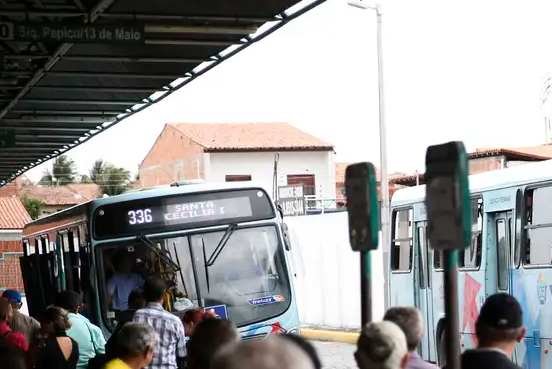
[93,181,270,207]
[24,181,270,231]
[391,159,552,207]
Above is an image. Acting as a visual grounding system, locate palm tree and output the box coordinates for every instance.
[90,159,108,183]
[89,159,131,196]
[21,196,43,220]
[39,155,78,185]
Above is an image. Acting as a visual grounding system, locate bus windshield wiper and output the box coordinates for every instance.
[205,224,237,267]
[137,235,181,273]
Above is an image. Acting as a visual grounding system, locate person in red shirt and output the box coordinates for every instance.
[0,297,28,352]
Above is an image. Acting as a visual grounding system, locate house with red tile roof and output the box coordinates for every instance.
[0,197,32,293]
[334,163,405,207]
[18,184,100,218]
[391,144,552,187]
[138,123,336,201]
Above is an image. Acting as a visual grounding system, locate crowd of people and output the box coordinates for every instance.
[0,277,525,369]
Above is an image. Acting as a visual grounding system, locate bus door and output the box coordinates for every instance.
[20,240,44,317]
[414,222,435,362]
[485,210,513,297]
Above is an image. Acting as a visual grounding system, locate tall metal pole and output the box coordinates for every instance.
[360,250,372,326]
[375,5,391,312]
[443,250,460,369]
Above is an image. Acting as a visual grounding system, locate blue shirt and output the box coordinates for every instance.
[66,313,106,369]
[107,272,144,311]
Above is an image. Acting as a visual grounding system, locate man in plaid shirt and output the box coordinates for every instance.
[133,277,187,369]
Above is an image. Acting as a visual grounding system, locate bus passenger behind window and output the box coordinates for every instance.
[107,251,145,312]
[384,307,437,369]
[446,293,525,369]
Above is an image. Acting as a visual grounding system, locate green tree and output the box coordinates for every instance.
[21,196,43,220]
[39,155,78,185]
[80,174,94,184]
[89,159,131,196]
[90,159,108,183]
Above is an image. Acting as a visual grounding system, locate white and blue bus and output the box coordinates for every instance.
[390,159,552,369]
[21,181,300,340]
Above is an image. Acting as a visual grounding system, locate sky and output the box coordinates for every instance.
[23,0,552,182]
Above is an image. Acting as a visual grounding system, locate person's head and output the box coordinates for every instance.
[2,290,23,310]
[143,276,166,304]
[475,293,526,353]
[55,290,83,314]
[115,322,156,368]
[212,336,314,369]
[0,298,13,323]
[383,307,424,352]
[276,333,322,369]
[182,309,211,336]
[115,252,134,274]
[40,306,71,335]
[187,317,240,369]
[128,289,146,311]
[355,321,409,369]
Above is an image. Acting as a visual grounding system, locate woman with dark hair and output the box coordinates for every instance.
[30,306,79,369]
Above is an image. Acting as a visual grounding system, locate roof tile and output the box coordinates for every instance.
[170,123,333,151]
[0,197,32,229]
[18,184,99,206]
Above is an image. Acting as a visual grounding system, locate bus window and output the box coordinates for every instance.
[496,219,509,290]
[391,209,413,272]
[514,189,522,268]
[525,187,552,265]
[459,198,483,269]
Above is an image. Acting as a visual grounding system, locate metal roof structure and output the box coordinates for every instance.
[0,0,326,185]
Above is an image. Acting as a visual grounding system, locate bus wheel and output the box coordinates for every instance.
[438,330,447,367]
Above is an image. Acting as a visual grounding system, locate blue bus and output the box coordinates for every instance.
[390,159,552,369]
[20,181,299,340]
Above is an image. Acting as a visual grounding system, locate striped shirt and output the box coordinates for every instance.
[132,303,186,369]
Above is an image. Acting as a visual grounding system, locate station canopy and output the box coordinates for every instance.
[0,0,324,185]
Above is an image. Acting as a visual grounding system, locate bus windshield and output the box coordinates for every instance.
[99,224,291,328]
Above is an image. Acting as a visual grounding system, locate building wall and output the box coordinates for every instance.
[40,204,72,218]
[286,212,384,327]
[468,156,505,174]
[139,126,205,187]
[208,151,336,200]
[0,231,24,293]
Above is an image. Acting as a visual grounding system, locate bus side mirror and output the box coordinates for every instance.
[282,223,291,251]
[276,203,284,219]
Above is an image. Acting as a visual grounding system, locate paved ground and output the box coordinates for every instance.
[311,340,357,369]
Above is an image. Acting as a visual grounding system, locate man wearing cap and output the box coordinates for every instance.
[355,320,410,369]
[450,293,525,369]
[2,289,40,345]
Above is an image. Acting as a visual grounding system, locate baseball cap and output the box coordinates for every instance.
[477,293,523,330]
[356,321,408,369]
[2,290,22,304]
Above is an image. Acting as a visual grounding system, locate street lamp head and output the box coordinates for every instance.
[347,0,381,13]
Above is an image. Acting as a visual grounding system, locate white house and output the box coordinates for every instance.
[138,122,336,201]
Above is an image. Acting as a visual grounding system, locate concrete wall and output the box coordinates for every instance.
[209,151,336,201]
[285,212,385,329]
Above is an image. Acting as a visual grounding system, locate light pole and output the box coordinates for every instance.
[347,0,391,313]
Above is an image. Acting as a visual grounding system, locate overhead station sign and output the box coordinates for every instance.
[0,21,145,43]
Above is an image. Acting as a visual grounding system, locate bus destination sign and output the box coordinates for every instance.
[128,197,252,227]
[93,189,275,239]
